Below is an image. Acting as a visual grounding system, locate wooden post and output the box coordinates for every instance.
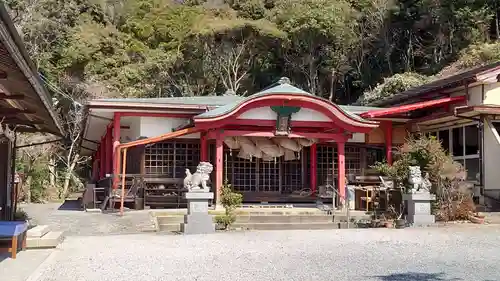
[310,143,317,195]
[120,148,127,216]
[112,113,121,189]
[11,235,17,259]
[215,136,223,206]
[384,121,393,165]
[337,141,346,209]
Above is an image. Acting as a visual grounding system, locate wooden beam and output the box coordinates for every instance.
[0,93,24,100]
[0,108,35,115]
[2,119,43,126]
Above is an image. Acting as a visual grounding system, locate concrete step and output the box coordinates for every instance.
[156,214,338,225]
[158,222,354,232]
[27,225,50,238]
[233,222,353,230]
[26,231,65,249]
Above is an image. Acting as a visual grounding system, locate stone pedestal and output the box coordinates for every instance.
[180,192,215,234]
[403,192,436,226]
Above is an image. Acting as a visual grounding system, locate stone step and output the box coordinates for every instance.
[232,222,354,230]
[26,231,65,249]
[156,213,370,225]
[27,225,50,238]
[158,222,354,232]
[156,214,338,225]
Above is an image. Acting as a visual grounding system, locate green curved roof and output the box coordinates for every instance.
[194,82,378,124]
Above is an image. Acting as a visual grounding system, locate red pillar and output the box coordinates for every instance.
[384,121,393,165]
[310,143,317,195]
[112,113,121,189]
[200,132,208,162]
[106,125,112,175]
[337,141,346,208]
[103,131,108,177]
[93,152,99,181]
[215,136,223,205]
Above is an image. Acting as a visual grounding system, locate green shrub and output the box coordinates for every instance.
[14,209,30,221]
[373,134,474,221]
[216,180,243,230]
[357,72,432,105]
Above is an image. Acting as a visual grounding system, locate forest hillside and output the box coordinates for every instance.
[6,0,500,104]
[4,0,500,202]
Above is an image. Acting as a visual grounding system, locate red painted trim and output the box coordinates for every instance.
[208,130,349,142]
[361,96,466,118]
[194,94,378,133]
[310,143,317,195]
[200,132,208,161]
[220,125,332,134]
[231,119,336,128]
[215,136,223,205]
[383,121,393,165]
[119,112,195,118]
[337,142,346,205]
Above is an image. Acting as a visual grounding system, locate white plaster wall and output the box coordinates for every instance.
[118,117,141,143]
[140,117,200,139]
[293,108,330,122]
[483,119,500,195]
[348,133,366,143]
[238,107,276,120]
[237,106,330,122]
[449,84,482,106]
[483,82,500,105]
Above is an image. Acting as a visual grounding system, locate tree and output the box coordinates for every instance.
[270,0,359,100]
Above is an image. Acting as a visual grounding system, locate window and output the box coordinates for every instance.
[452,127,464,156]
[427,123,480,182]
[438,129,450,152]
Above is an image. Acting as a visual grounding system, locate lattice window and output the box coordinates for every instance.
[345,146,361,176]
[282,153,303,193]
[228,152,258,192]
[145,141,200,177]
[316,145,361,186]
[317,145,336,186]
[259,160,280,192]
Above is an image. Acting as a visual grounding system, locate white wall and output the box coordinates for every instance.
[140,117,200,139]
[483,82,500,105]
[237,106,330,122]
[483,119,500,196]
[118,117,142,143]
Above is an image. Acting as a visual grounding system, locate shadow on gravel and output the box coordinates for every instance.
[373,272,461,281]
[57,199,82,211]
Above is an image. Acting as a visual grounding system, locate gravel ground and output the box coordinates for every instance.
[32,225,500,281]
[19,202,156,236]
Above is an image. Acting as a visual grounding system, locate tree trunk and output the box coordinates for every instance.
[49,157,55,188]
[24,175,32,203]
[61,158,77,199]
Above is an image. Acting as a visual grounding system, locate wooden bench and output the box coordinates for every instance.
[0,221,28,259]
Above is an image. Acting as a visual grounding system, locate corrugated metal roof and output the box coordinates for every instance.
[93,95,244,106]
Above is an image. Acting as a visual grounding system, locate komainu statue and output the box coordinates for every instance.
[408,166,432,194]
[184,162,213,192]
